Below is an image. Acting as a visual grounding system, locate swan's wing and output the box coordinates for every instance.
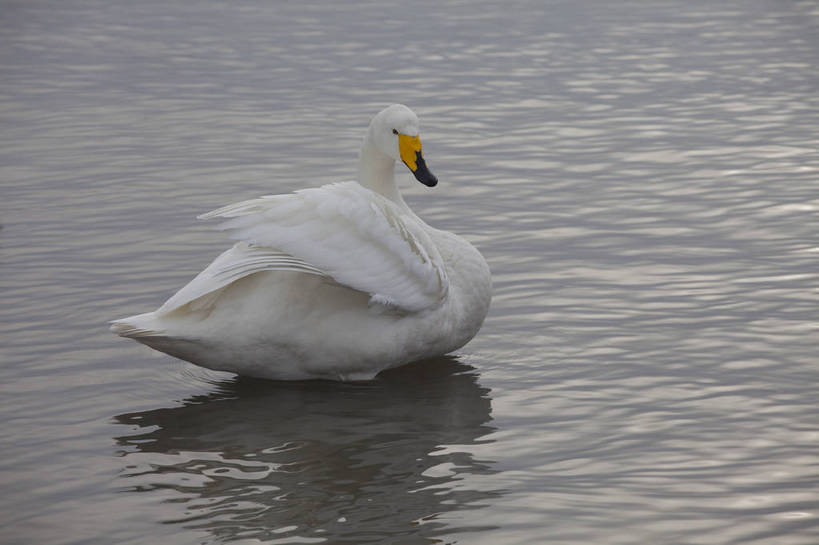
[156,242,327,315]
[198,181,449,312]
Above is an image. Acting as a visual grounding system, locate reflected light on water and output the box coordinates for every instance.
[1,0,817,543]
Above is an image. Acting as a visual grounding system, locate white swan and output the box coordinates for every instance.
[111,105,491,381]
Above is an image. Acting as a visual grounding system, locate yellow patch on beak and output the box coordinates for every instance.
[398,134,423,171]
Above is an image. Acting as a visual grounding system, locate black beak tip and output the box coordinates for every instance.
[412,168,437,187]
[411,151,438,187]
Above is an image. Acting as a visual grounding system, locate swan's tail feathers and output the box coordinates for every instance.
[110,312,165,338]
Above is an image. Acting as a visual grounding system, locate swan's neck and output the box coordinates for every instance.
[358,137,408,209]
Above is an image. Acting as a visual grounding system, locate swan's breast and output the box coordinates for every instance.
[430,229,492,349]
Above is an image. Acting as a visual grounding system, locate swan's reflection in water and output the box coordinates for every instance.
[114,357,498,543]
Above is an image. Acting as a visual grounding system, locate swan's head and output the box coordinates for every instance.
[368,104,438,187]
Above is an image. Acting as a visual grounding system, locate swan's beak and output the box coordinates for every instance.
[398,133,438,187]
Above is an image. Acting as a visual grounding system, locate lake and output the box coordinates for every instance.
[1,0,817,543]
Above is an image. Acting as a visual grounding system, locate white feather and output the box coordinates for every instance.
[198,181,449,312]
[156,242,327,315]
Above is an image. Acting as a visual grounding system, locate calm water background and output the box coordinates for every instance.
[1,0,818,543]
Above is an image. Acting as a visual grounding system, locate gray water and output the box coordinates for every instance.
[1,0,818,543]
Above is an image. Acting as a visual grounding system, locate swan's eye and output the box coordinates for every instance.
[392,129,398,135]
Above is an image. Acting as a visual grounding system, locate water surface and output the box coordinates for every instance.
[1,1,818,543]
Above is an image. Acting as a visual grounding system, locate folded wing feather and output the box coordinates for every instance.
[156,242,327,315]
[188,181,449,313]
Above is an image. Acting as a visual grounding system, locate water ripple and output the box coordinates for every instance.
[1,0,817,543]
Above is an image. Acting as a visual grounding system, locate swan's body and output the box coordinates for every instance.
[111,105,491,381]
